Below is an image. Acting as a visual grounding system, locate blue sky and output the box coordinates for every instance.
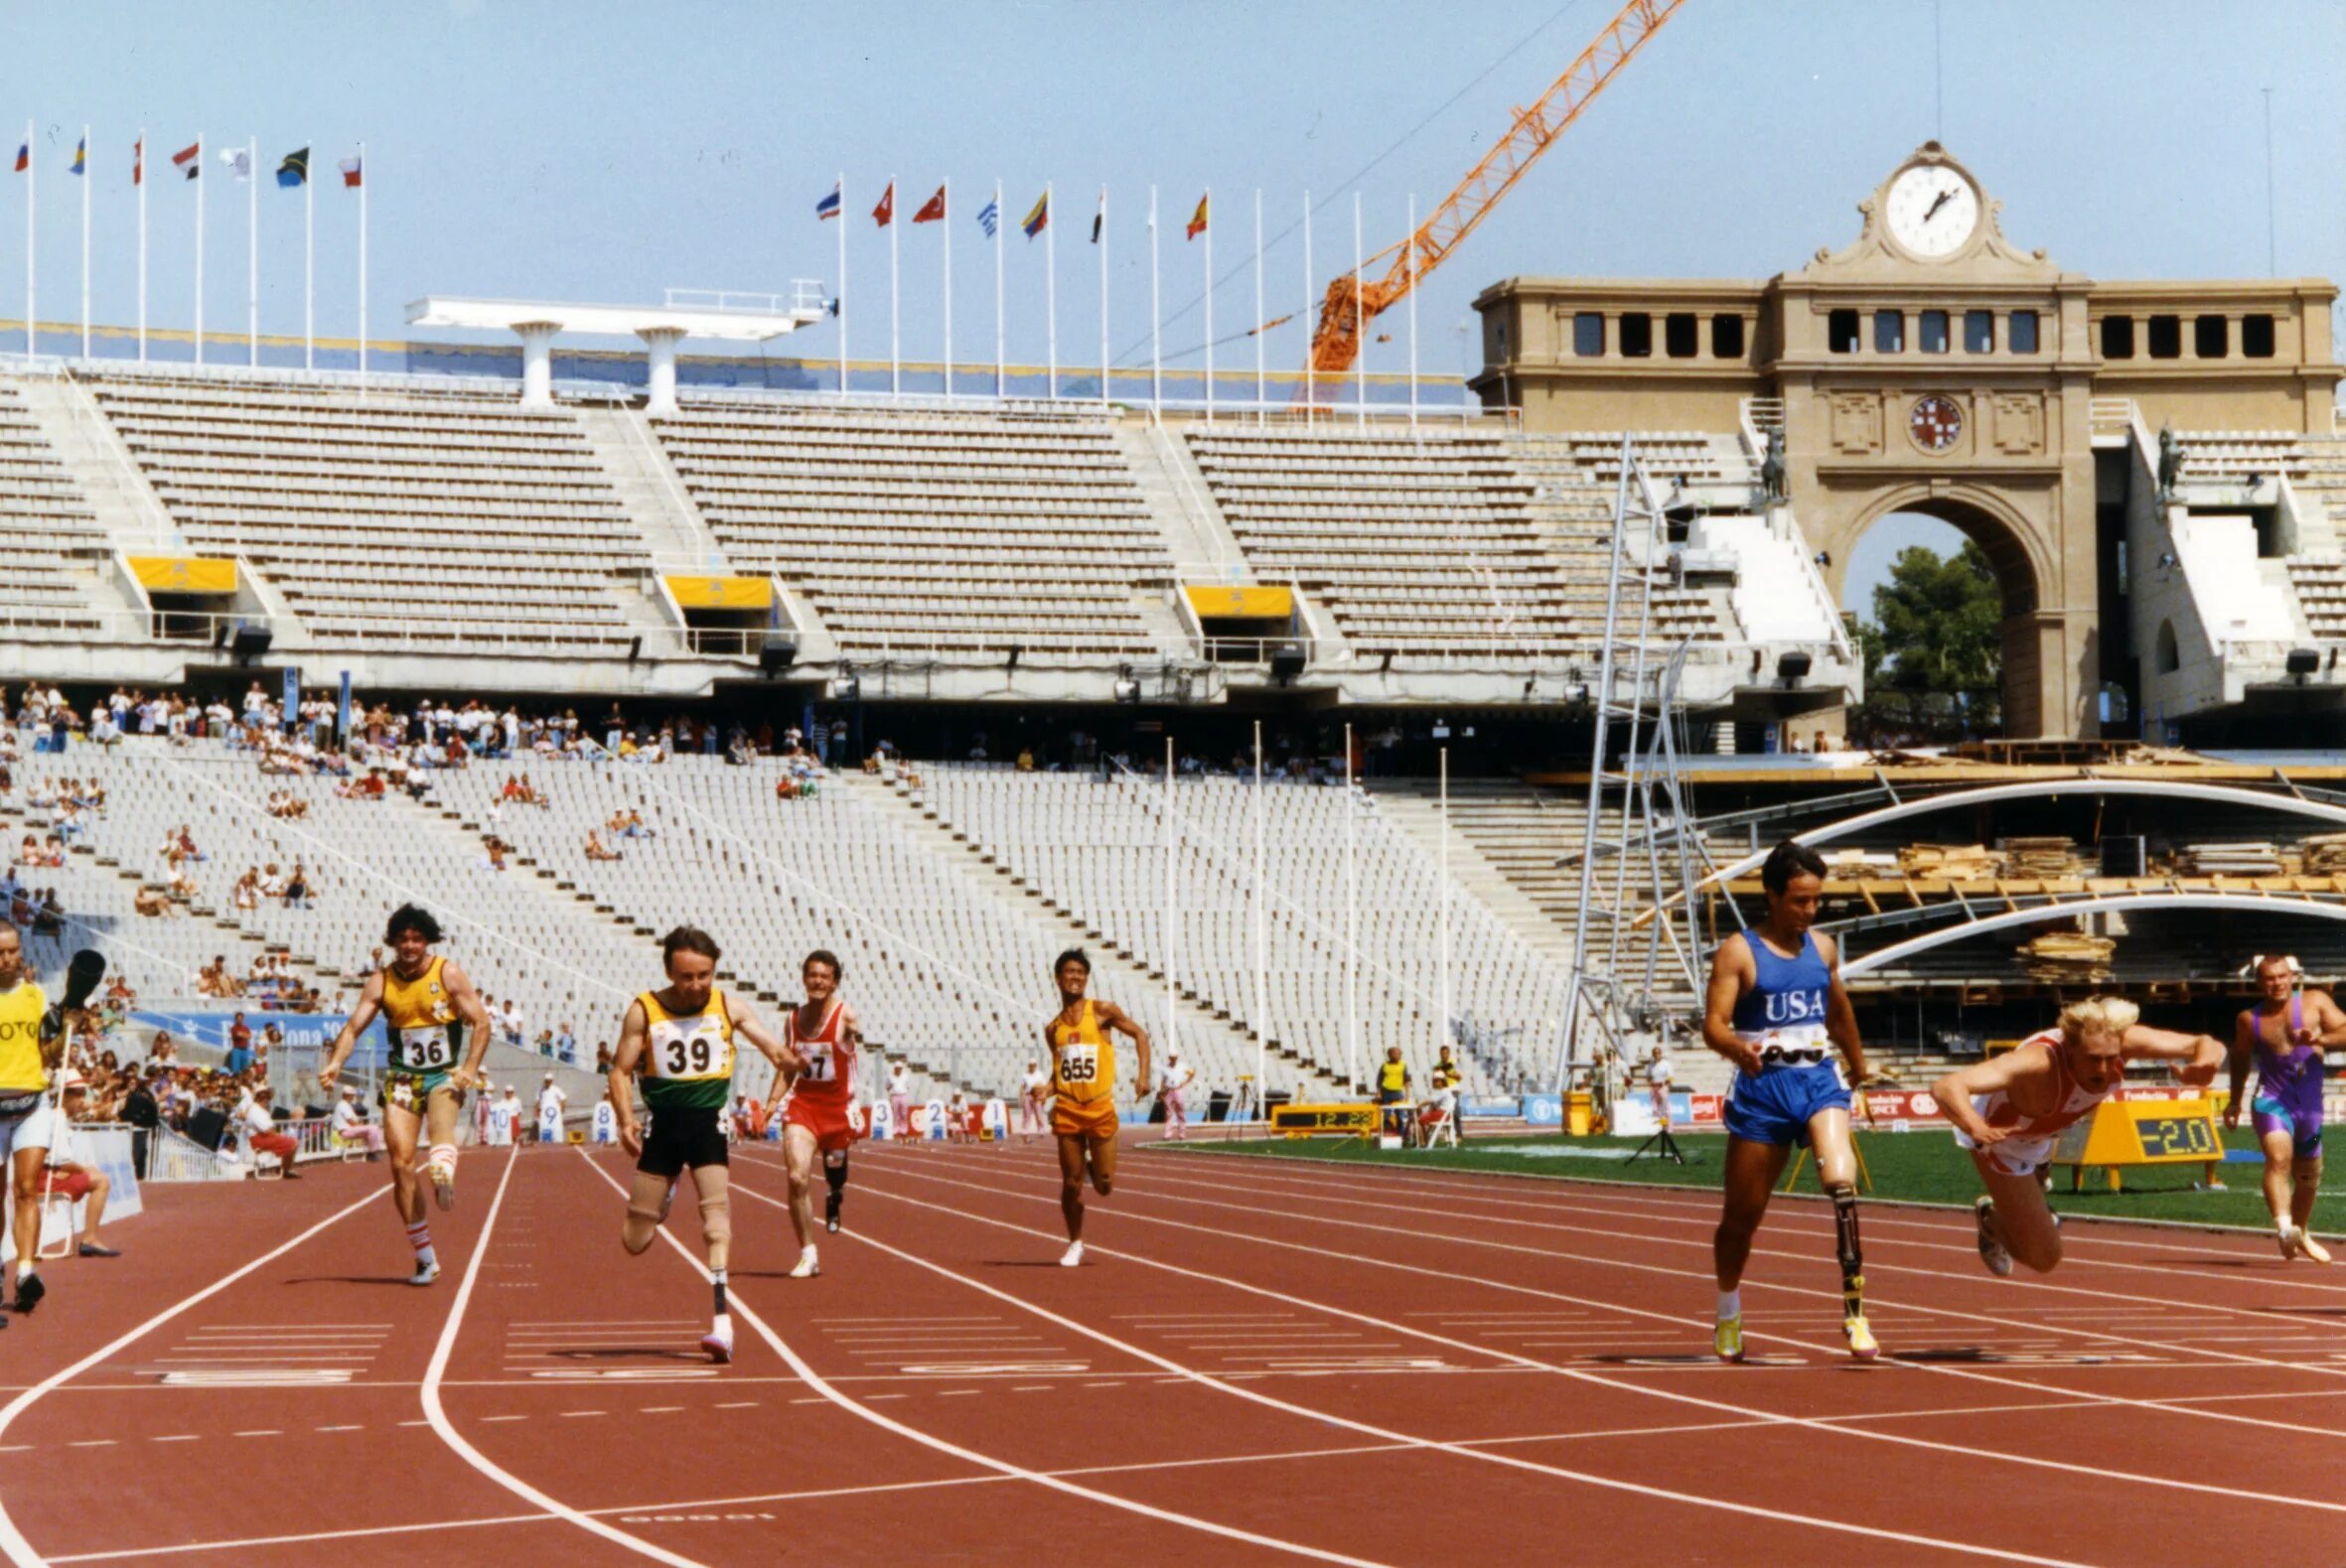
[8,0,2341,613]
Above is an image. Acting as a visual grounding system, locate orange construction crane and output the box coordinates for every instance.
[1307,0,1686,376]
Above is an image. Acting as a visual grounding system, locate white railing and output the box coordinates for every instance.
[2089,397,2137,441]
[0,604,732,660]
[662,283,828,316]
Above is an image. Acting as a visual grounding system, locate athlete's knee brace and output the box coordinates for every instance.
[824,1150,847,1196]
[622,1202,662,1255]
[1828,1182,1863,1285]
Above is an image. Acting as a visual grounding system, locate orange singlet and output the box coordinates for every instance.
[1047,999,1118,1140]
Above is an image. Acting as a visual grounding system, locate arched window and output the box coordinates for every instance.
[2154,621,2180,675]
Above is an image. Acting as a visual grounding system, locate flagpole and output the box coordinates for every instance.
[1201,188,1213,422]
[1407,193,1419,430]
[1252,189,1263,422]
[1097,186,1108,407]
[26,118,38,358]
[1164,735,1176,1075]
[1044,180,1057,400]
[194,131,205,365]
[992,178,1004,398]
[1344,720,1358,1094]
[246,138,258,366]
[304,144,315,370]
[1148,185,1160,415]
[136,131,147,362]
[1251,718,1266,1106]
[1302,191,1314,425]
[886,173,898,398]
[1439,745,1452,1057]
[79,126,91,359]
[941,178,952,401]
[357,142,367,382]
[835,170,847,396]
[1352,191,1365,427]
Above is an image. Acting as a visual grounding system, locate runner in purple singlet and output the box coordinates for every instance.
[2228,954,2346,1264]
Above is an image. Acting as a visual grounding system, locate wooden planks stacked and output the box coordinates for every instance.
[2302,833,2346,874]
[2017,929,2117,983]
[2179,841,2287,876]
[2000,836,2084,877]
[1899,843,2000,880]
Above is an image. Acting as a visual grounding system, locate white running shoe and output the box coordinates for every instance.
[2279,1224,2302,1260]
[1976,1197,2013,1278]
[1059,1240,1085,1268]
[789,1246,820,1280]
[408,1258,441,1287]
[2302,1231,2336,1265]
[701,1317,734,1364]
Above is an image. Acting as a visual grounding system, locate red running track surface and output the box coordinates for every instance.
[0,1138,2341,1565]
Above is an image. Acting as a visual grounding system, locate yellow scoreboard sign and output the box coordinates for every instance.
[1268,1101,1378,1139]
[2049,1096,2224,1192]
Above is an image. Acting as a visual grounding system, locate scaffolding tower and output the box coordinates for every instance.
[1550,439,1716,1118]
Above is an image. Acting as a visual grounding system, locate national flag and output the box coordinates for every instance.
[219,147,251,183]
[337,155,363,188]
[70,138,85,176]
[1186,193,1209,240]
[133,137,143,185]
[12,144,25,175]
[976,198,999,238]
[276,147,309,188]
[1021,190,1048,239]
[871,181,893,226]
[1091,192,1102,243]
[912,185,945,224]
[814,180,840,219]
[172,141,200,180]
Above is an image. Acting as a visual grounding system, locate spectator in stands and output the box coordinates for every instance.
[585,828,622,861]
[594,1042,614,1076]
[32,890,60,936]
[147,1031,178,1069]
[226,1014,255,1077]
[332,1086,383,1159]
[482,838,510,874]
[133,885,173,919]
[257,864,287,901]
[121,1069,161,1178]
[163,850,199,903]
[232,868,260,912]
[499,997,525,1050]
[241,1084,299,1179]
[282,863,313,909]
[197,956,234,998]
[554,1023,577,1065]
[42,1073,120,1256]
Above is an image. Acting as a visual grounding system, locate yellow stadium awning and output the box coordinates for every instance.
[665,575,774,611]
[128,556,237,594]
[1185,585,1293,621]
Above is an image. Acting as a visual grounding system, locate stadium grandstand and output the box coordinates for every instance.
[2,5,2344,1563]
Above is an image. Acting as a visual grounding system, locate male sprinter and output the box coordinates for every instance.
[610,927,796,1361]
[0,924,72,1319]
[1703,840,1875,1362]
[2228,954,2342,1261]
[1935,995,2223,1276]
[773,949,865,1276]
[321,906,492,1285]
[1044,948,1151,1267]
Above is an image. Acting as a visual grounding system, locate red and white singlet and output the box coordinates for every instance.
[783,998,867,1152]
[1953,1026,2114,1175]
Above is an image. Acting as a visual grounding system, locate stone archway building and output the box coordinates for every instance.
[1471,143,2339,739]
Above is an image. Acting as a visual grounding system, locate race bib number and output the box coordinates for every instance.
[1058,1043,1100,1084]
[802,1042,834,1082]
[659,1032,723,1077]
[397,1026,454,1071]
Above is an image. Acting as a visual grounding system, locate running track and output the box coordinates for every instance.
[1,1138,2343,1565]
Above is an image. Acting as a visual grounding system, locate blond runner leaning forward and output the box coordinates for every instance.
[1933,995,2224,1278]
[321,905,494,1286]
[1044,948,1151,1268]
[609,927,798,1362]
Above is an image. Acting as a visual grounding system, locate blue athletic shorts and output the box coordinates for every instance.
[1723,1060,1850,1148]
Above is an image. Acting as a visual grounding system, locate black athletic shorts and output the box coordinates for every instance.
[637,1105,728,1178]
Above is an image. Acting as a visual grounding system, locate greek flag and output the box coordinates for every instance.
[976,198,999,238]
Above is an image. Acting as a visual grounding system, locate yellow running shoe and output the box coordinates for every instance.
[1713,1313,1745,1363]
[1843,1314,1879,1360]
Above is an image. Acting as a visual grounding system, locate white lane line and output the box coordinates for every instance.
[726,1173,2090,1568]
[822,1162,2346,1524]
[0,1182,384,1568]
[421,1151,711,1568]
[572,1148,1395,1568]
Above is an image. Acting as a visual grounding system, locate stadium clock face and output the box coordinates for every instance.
[1884,165,1979,258]
[1909,395,1963,453]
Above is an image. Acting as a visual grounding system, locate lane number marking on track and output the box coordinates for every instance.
[895,1360,1091,1376]
[158,1369,356,1387]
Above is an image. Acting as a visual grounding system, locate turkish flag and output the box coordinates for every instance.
[871,183,893,226]
[912,186,946,224]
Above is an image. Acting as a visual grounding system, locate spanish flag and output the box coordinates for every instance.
[1186,193,1208,240]
[1021,190,1048,239]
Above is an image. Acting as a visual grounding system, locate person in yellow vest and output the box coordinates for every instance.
[0,923,70,1318]
[1043,948,1150,1268]
[610,926,797,1363]
[320,905,495,1286]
